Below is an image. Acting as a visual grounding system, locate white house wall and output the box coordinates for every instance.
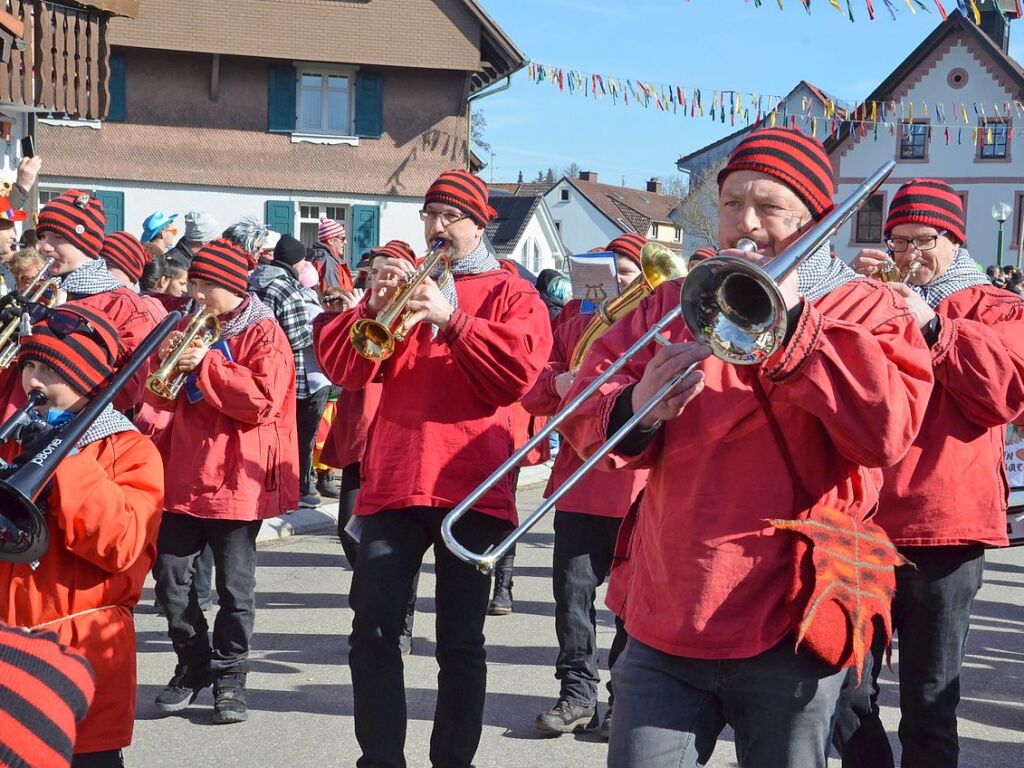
[544,181,624,255]
[511,214,561,275]
[832,39,1024,268]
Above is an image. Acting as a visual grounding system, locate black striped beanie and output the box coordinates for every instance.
[0,621,95,768]
[189,238,257,297]
[36,190,107,258]
[606,233,648,266]
[423,170,497,227]
[885,178,966,245]
[371,240,417,266]
[18,303,122,398]
[100,231,151,283]
[718,127,835,221]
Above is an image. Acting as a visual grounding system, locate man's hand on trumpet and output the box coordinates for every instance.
[403,276,455,332]
[176,339,212,373]
[631,342,711,428]
[850,248,892,279]
[368,257,415,313]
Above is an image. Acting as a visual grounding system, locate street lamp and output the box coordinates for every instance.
[992,201,1012,269]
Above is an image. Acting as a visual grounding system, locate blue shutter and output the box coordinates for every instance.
[350,205,380,267]
[106,52,126,122]
[93,191,124,234]
[353,72,383,138]
[264,200,295,237]
[268,64,297,133]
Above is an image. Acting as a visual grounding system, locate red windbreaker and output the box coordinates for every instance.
[875,284,1024,547]
[320,382,383,470]
[0,431,164,754]
[522,311,647,517]
[313,268,552,523]
[560,278,933,660]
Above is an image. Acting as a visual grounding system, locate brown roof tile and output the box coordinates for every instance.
[566,177,681,232]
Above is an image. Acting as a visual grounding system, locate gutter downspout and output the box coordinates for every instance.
[466,75,513,169]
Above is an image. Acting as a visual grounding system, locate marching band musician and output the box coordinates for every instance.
[0,304,164,768]
[833,180,1024,768]
[559,128,934,768]
[313,170,552,768]
[148,239,299,726]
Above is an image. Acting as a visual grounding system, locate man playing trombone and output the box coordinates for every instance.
[313,170,552,768]
[559,128,935,768]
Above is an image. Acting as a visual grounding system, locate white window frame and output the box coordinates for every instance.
[293,64,360,145]
[298,202,348,251]
[559,188,570,203]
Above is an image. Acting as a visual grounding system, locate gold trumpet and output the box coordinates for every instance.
[0,259,62,369]
[145,306,221,399]
[349,238,450,361]
[569,243,688,371]
[877,256,921,284]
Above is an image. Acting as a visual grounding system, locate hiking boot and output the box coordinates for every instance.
[487,565,514,616]
[399,631,413,657]
[534,699,597,734]
[212,675,248,725]
[316,471,341,499]
[155,664,210,713]
[598,707,612,740]
[298,491,322,508]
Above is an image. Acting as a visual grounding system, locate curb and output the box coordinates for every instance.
[256,465,552,545]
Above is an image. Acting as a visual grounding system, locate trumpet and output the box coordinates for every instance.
[441,160,896,572]
[145,306,221,400]
[876,257,921,284]
[569,243,688,371]
[0,259,61,369]
[349,238,450,361]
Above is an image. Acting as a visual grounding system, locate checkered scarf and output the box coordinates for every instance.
[76,404,138,448]
[218,294,275,340]
[58,258,124,298]
[797,239,860,302]
[910,247,989,309]
[428,239,499,335]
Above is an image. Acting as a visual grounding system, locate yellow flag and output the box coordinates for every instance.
[962,103,969,124]
[968,0,981,25]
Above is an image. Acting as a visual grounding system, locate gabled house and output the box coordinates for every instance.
[544,172,684,256]
[36,0,525,262]
[485,193,567,274]
[829,4,1023,266]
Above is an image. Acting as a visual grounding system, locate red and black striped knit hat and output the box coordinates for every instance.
[0,621,95,768]
[689,246,718,265]
[370,239,417,266]
[885,178,966,245]
[100,231,151,283]
[718,127,835,221]
[18,303,122,398]
[606,232,648,267]
[188,238,257,297]
[36,190,107,258]
[423,170,497,227]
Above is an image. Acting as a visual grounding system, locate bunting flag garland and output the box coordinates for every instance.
[702,0,1020,23]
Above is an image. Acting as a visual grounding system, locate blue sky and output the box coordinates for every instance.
[474,0,1024,188]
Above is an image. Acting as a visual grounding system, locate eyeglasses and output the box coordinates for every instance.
[419,209,468,226]
[885,230,947,253]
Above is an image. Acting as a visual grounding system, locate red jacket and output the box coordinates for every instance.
[874,284,1024,547]
[0,431,164,754]
[320,382,383,470]
[313,268,552,523]
[560,278,933,660]
[522,311,647,517]
[145,309,299,520]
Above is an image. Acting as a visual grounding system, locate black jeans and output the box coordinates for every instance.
[72,750,123,767]
[153,512,263,676]
[338,461,361,564]
[349,507,508,768]
[552,510,627,707]
[296,386,330,496]
[832,545,985,768]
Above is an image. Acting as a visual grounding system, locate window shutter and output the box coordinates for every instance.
[93,191,124,234]
[264,200,295,237]
[350,204,380,267]
[353,72,383,139]
[268,64,297,133]
[106,53,126,122]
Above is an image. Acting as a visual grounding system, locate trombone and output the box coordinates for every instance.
[441,160,896,572]
[0,259,61,369]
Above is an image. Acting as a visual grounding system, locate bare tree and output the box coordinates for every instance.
[471,110,491,153]
[661,174,689,200]
[562,162,581,180]
[678,160,726,250]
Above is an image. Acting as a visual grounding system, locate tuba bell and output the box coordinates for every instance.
[145,306,221,400]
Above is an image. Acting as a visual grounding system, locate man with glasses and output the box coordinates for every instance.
[834,179,1024,768]
[313,169,552,768]
[310,216,354,294]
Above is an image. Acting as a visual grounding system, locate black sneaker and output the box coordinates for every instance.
[598,707,612,740]
[155,664,210,713]
[212,675,248,725]
[534,700,597,734]
[316,472,341,499]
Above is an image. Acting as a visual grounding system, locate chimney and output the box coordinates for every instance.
[978,0,1018,53]
[579,170,598,182]
[646,178,663,194]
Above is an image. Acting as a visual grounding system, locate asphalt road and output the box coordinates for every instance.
[125,482,1024,767]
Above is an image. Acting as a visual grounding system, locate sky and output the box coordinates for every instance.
[474,0,1024,188]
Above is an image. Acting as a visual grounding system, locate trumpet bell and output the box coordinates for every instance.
[349,318,396,361]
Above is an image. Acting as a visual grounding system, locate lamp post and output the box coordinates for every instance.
[992,202,1012,269]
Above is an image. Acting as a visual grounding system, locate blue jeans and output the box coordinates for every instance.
[609,636,846,768]
[832,545,985,768]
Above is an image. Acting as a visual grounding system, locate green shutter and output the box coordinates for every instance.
[264,200,295,236]
[106,53,126,122]
[350,205,380,267]
[353,72,383,139]
[93,190,124,234]
[268,64,296,133]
